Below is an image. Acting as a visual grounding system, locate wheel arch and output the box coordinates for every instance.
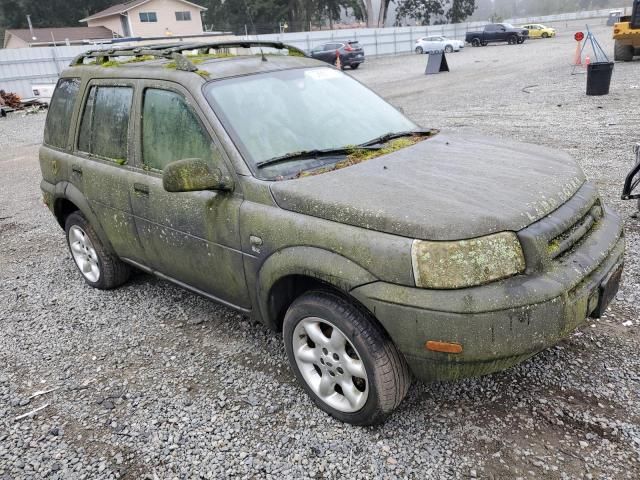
[256,247,378,331]
[53,183,114,252]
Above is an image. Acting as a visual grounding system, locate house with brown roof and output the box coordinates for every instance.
[3,26,116,48]
[80,0,207,38]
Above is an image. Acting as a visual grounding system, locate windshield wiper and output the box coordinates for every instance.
[256,146,377,169]
[358,129,426,147]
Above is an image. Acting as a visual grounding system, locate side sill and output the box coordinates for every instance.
[121,257,252,314]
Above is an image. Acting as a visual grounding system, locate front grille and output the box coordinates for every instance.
[549,201,602,259]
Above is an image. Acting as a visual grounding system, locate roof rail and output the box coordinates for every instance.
[70,41,307,72]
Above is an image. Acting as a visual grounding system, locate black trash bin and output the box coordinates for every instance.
[586,61,614,96]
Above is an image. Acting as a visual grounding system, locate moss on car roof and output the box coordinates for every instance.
[74,50,321,81]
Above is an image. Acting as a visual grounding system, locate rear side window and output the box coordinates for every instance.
[78,86,133,162]
[44,78,80,149]
[142,89,212,171]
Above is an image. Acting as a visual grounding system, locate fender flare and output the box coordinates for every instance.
[255,246,377,329]
[55,182,115,252]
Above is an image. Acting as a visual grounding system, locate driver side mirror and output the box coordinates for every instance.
[162,158,234,193]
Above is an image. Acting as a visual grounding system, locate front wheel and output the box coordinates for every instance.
[614,41,634,61]
[508,35,518,45]
[65,211,130,289]
[471,38,481,47]
[444,45,453,53]
[541,32,549,38]
[283,291,411,425]
[350,63,360,69]
[415,46,423,54]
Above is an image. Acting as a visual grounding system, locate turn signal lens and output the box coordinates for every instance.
[425,341,463,354]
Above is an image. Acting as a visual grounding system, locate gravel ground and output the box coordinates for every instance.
[1,22,639,480]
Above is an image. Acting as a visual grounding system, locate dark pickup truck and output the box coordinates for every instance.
[466,23,529,46]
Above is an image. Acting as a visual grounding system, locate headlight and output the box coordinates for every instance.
[411,232,526,289]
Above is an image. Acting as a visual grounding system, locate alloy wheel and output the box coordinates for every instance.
[292,317,368,412]
[68,225,100,282]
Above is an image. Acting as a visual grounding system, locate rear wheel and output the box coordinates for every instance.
[471,38,481,47]
[614,41,634,61]
[444,45,453,53]
[508,35,518,45]
[350,63,360,69]
[415,46,423,54]
[283,291,411,425]
[481,40,489,46]
[65,211,130,289]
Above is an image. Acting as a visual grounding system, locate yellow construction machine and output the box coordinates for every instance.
[613,0,640,61]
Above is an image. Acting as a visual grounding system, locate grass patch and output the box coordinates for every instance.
[297,134,433,178]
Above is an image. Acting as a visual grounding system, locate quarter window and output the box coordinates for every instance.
[78,86,133,162]
[142,89,212,171]
[44,78,80,149]
[175,11,191,21]
[139,12,157,22]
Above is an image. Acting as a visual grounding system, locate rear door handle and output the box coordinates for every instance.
[72,164,82,175]
[133,183,149,194]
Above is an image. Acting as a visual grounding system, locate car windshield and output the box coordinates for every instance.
[502,23,514,28]
[204,67,417,179]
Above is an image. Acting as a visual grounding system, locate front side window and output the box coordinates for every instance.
[44,78,80,149]
[142,89,212,171]
[139,12,157,22]
[175,11,191,21]
[205,67,417,179]
[78,86,133,162]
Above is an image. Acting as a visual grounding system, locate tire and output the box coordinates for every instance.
[415,46,423,54]
[541,32,549,38]
[614,41,634,61]
[508,35,518,45]
[444,45,453,53]
[283,290,411,425]
[471,37,481,47]
[65,211,130,289]
[517,37,525,44]
[481,41,489,46]
[350,63,359,69]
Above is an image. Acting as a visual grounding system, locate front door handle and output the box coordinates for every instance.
[133,183,149,194]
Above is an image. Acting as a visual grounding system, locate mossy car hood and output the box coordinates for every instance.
[269,132,586,241]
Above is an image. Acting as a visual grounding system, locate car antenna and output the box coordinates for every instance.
[243,0,267,61]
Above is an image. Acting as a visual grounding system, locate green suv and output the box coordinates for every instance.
[39,42,624,425]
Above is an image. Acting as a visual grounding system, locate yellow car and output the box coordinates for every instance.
[521,24,556,38]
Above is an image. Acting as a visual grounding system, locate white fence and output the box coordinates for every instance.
[0,6,630,98]
[0,45,95,99]
[255,7,629,57]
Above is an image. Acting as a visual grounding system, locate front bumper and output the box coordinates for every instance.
[351,199,624,382]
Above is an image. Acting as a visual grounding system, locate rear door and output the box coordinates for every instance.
[127,81,249,309]
[41,77,82,190]
[72,80,145,263]
[483,25,495,41]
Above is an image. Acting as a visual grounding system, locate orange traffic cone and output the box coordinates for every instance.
[573,42,582,66]
[335,50,342,70]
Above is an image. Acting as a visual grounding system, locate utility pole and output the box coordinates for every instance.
[27,14,36,41]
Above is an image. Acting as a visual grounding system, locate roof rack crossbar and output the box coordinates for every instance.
[70,41,307,71]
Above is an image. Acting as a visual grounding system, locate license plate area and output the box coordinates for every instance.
[590,262,623,318]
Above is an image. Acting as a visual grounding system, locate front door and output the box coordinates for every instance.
[128,82,250,309]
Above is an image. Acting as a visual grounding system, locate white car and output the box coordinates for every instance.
[414,36,464,54]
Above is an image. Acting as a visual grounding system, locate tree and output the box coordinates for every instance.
[395,0,477,25]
